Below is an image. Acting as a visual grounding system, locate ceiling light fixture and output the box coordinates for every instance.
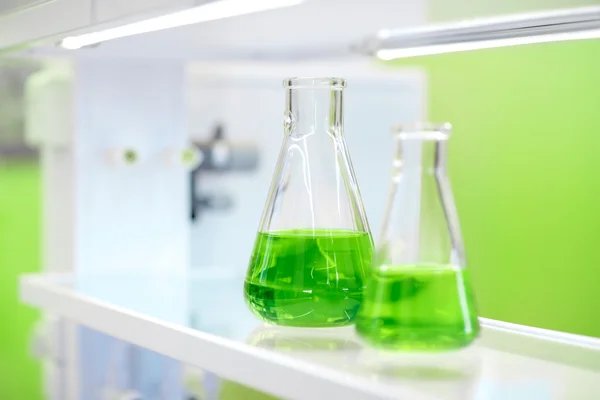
[362,6,600,60]
[376,29,600,60]
[60,0,303,50]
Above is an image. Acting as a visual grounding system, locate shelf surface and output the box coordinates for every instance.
[20,271,600,400]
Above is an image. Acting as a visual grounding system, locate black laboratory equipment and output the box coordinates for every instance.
[190,124,259,220]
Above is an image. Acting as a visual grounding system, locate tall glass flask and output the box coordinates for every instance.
[356,123,479,350]
[244,78,374,328]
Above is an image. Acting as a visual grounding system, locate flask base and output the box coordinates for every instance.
[355,264,479,351]
[244,281,359,328]
[356,326,478,351]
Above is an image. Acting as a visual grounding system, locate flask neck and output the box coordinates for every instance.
[285,87,344,139]
[395,138,448,175]
[379,126,464,267]
[259,78,369,234]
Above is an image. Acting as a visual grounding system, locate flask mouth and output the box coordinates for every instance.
[283,77,347,90]
[392,122,452,140]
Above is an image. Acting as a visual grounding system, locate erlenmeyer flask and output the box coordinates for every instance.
[356,123,479,350]
[244,77,374,328]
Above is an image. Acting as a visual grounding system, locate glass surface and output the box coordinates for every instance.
[244,78,374,328]
[356,123,479,350]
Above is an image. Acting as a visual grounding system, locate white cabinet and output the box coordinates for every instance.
[0,0,91,50]
[92,0,194,23]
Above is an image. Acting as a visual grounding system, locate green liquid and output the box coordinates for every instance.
[244,229,374,327]
[356,264,479,350]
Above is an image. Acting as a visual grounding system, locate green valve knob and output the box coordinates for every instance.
[179,147,203,169]
[122,149,138,165]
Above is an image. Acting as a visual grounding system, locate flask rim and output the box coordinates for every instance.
[392,122,452,140]
[283,77,347,90]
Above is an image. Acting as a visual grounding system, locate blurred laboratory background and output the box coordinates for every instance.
[1,0,600,399]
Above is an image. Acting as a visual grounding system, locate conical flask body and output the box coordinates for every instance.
[244,78,374,328]
[356,123,479,350]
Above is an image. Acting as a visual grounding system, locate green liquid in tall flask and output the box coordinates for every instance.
[356,264,479,350]
[244,229,374,327]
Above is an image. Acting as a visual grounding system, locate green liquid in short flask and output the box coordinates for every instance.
[244,78,374,328]
[356,123,479,350]
[245,229,373,327]
[356,264,478,350]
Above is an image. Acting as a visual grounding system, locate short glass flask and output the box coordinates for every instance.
[356,123,479,350]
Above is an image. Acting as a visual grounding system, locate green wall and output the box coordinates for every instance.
[391,39,600,337]
[0,162,42,399]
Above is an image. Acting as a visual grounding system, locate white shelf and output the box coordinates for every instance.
[20,272,600,400]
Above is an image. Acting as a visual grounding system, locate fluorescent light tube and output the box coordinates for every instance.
[60,0,303,50]
[377,29,600,60]
[365,6,600,60]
